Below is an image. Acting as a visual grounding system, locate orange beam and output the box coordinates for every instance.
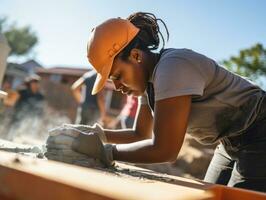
[0,150,265,200]
[208,186,266,200]
[0,151,212,200]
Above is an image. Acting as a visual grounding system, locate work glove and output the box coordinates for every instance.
[50,123,107,143]
[45,144,104,166]
[46,127,114,167]
[71,131,114,167]
[45,134,86,162]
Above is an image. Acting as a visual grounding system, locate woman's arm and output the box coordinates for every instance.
[112,95,191,164]
[104,103,153,144]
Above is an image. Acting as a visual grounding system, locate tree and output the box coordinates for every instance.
[222,43,266,80]
[0,17,38,56]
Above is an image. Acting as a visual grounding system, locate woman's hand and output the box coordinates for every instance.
[49,123,107,142]
[71,132,114,167]
[46,126,114,167]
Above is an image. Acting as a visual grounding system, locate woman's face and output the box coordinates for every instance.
[109,50,149,96]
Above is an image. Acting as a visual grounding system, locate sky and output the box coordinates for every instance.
[1,0,266,69]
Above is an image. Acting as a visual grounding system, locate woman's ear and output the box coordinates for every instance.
[129,49,142,64]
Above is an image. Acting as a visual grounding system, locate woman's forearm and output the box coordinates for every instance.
[104,128,151,144]
[112,139,177,164]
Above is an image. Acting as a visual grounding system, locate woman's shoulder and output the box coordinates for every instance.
[160,48,189,58]
[160,48,210,61]
[151,48,210,81]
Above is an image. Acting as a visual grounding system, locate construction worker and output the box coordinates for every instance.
[52,12,266,192]
[71,70,107,126]
[10,75,44,113]
[6,74,44,140]
[108,95,138,129]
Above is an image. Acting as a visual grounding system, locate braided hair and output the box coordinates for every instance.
[119,12,169,60]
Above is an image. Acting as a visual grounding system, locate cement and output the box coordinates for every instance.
[0,139,196,184]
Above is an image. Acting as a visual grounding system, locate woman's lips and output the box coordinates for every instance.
[126,90,132,95]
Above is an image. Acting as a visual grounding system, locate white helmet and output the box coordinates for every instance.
[0,33,10,99]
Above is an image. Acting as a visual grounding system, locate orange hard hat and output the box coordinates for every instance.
[87,18,139,95]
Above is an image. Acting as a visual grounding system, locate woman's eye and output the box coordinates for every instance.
[110,74,121,81]
[116,75,121,80]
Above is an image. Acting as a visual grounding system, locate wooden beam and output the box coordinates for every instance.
[0,151,212,200]
[0,150,265,200]
[208,186,266,200]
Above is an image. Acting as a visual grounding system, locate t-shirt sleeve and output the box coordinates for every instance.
[154,57,206,101]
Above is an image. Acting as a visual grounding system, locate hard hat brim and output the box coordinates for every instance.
[91,57,114,95]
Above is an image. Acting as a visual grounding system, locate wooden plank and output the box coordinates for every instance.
[0,150,213,200]
[208,186,266,200]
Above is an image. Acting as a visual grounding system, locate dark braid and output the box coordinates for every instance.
[119,12,169,60]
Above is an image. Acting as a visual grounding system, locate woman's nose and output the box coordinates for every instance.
[113,80,123,91]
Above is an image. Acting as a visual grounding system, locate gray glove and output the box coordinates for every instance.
[44,148,105,168]
[46,128,114,167]
[51,123,107,143]
[71,132,114,167]
[46,134,76,147]
[48,126,80,138]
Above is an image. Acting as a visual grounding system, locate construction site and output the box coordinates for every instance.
[1,1,266,200]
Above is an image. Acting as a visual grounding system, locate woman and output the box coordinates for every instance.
[53,12,266,192]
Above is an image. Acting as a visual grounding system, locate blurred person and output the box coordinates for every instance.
[71,70,107,126]
[13,74,44,115]
[108,95,138,129]
[6,74,44,140]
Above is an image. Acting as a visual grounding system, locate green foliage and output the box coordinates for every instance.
[0,17,38,56]
[222,43,266,80]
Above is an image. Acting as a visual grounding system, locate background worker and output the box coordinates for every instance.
[9,75,44,112]
[108,95,138,129]
[5,74,44,140]
[51,12,266,192]
[71,70,107,126]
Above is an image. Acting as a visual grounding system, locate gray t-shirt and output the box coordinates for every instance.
[141,48,264,144]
